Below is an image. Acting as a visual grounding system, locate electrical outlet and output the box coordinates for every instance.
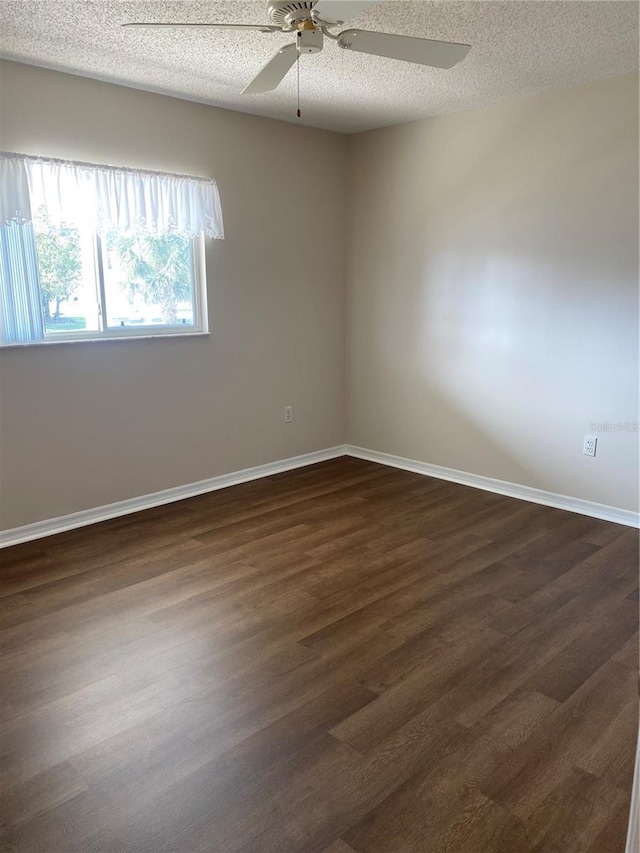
[284,406,293,424]
[583,436,597,457]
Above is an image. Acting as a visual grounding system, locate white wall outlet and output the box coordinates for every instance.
[284,406,293,424]
[583,436,597,457]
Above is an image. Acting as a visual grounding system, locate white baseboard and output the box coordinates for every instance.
[3,442,638,548]
[627,733,640,853]
[345,445,640,528]
[0,445,349,548]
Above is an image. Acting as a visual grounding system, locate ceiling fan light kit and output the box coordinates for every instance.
[123,0,471,97]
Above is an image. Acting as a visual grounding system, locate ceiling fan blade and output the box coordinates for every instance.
[242,43,298,94]
[122,22,281,33]
[337,30,471,68]
[312,1,380,25]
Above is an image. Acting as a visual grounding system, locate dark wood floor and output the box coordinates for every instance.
[1,457,638,853]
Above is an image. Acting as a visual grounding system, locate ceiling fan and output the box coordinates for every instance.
[123,1,471,95]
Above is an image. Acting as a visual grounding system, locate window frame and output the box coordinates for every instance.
[0,230,209,348]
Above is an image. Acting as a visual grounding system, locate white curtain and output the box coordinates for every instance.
[0,153,224,238]
[0,156,32,225]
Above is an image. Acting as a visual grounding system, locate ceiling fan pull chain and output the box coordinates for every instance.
[296,54,301,118]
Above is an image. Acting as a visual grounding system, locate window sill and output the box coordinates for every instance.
[0,331,211,349]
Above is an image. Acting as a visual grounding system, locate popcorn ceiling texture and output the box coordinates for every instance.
[0,1,637,133]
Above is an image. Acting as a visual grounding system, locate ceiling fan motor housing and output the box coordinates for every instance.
[267,1,316,28]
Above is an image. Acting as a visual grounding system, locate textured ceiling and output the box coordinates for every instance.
[0,1,638,133]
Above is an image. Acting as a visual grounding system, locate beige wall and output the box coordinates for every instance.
[347,73,639,512]
[2,62,638,530]
[0,61,348,529]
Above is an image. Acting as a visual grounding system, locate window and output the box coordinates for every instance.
[0,154,224,346]
[2,218,206,343]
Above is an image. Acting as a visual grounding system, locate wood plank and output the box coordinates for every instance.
[0,458,636,853]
